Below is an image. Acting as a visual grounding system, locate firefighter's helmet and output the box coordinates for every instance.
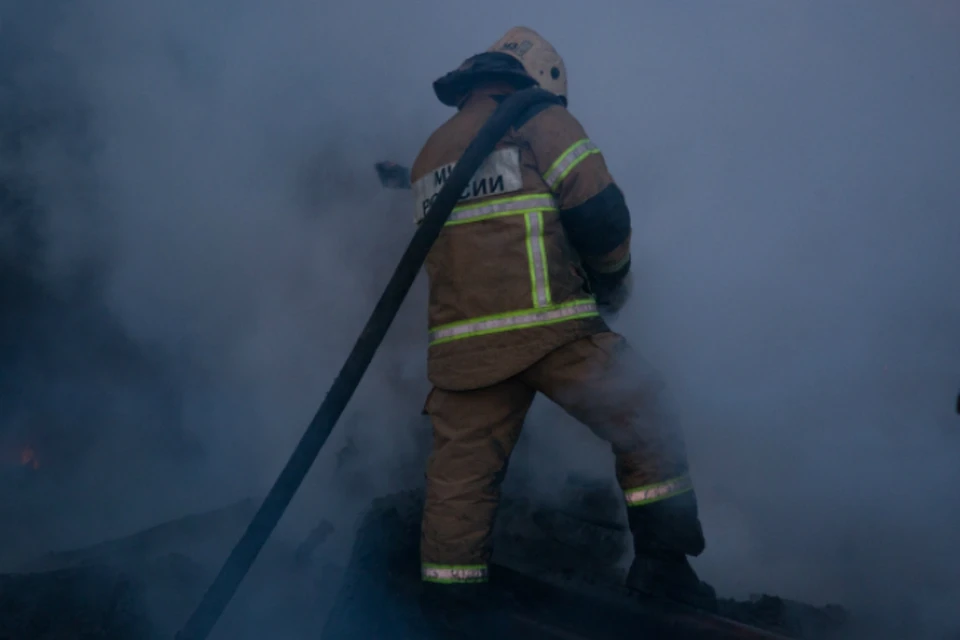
[433,26,568,108]
[486,26,567,104]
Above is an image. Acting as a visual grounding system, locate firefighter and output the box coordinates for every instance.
[410,26,716,616]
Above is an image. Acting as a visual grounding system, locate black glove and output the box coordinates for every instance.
[588,268,632,314]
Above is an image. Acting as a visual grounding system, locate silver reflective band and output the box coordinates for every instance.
[625,475,694,507]
[429,301,598,345]
[422,564,488,583]
[526,212,551,307]
[544,139,599,189]
[413,147,524,224]
[447,194,556,225]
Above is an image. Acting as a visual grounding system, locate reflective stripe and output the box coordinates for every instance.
[422,563,488,584]
[589,250,632,275]
[413,147,524,224]
[625,475,694,507]
[543,139,600,190]
[525,211,552,307]
[605,251,632,273]
[432,191,588,345]
[446,193,555,226]
[429,300,599,346]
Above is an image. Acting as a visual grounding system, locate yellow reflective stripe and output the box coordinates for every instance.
[429,300,598,345]
[535,212,552,305]
[589,250,632,275]
[524,212,552,308]
[446,193,555,226]
[625,475,694,507]
[543,139,600,190]
[524,213,537,307]
[422,563,488,584]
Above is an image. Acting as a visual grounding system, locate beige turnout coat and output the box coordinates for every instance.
[410,87,631,391]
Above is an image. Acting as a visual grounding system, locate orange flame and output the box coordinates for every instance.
[20,446,39,470]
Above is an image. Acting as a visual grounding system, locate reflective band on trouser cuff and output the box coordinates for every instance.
[625,475,694,507]
[428,300,599,346]
[446,194,556,226]
[543,139,600,190]
[422,563,489,584]
[525,211,552,307]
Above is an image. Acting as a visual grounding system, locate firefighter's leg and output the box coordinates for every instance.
[523,331,716,610]
[419,378,535,620]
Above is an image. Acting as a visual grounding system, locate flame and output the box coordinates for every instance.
[20,446,39,470]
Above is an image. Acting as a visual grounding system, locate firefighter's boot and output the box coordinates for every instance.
[419,582,485,631]
[419,581,520,636]
[625,492,718,612]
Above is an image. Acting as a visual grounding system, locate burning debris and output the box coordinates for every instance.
[18,446,39,471]
[0,443,43,488]
[1,442,41,473]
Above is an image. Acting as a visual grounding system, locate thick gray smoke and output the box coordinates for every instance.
[1,0,958,638]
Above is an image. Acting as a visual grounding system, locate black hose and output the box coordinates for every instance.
[175,86,561,640]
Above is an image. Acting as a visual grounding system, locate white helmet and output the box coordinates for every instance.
[487,26,567,104]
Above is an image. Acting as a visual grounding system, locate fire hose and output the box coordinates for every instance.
[175,86,563,640]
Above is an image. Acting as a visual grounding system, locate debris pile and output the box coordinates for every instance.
[322,485,851,639]
[0,565,150,640]
[0,480,851,639]
[0,498,340,640]
[718,595,850,639]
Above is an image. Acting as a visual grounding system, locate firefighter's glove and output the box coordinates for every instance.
[375,161,411,189]
[592,270,633,316]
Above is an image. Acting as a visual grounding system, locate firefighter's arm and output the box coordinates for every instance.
[560,186,633,309]
[523,105,632,308]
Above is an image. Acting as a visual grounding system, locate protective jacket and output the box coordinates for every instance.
[410,86,632,391]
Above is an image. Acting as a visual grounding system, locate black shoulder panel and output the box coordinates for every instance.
[559,183,632,257]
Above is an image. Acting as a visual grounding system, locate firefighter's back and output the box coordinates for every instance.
[410,88,607,392]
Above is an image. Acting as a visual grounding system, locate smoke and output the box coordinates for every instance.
[0,0,437,561]
[1,0,959,638]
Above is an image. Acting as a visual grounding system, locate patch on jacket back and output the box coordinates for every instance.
[412,147,523,224]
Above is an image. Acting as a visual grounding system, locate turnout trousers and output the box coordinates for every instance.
[420,331,706,585]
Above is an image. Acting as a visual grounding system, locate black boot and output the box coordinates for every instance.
[625,491,718,612]
[418,581,486,629]
[418,573,531,635]
[626,549,717,612]
[419,580,518,636]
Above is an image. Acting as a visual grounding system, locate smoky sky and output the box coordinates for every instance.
[2,1,959,638]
